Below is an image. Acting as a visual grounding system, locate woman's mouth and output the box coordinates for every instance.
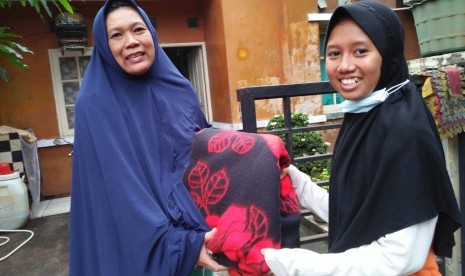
[340,78,359,85]
[126,52,145,60]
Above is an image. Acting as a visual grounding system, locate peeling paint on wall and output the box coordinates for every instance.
[283,22,321,83]
[293,97,323,115]
[237,76,280,88]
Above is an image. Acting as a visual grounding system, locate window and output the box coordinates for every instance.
[49,49,91,136]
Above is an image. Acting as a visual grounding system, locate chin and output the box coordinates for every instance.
[339,92,360,101]
[127,66,150,76]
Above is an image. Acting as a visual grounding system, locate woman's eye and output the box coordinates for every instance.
[354,48,368,55]
[326,51,340,58]
[134,27,146,34]
[109,33,122,40]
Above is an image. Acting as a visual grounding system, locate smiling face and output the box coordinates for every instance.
[106,7,155,75]
[325,18,382,101]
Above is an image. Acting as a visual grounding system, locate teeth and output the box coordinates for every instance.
[126,52,143,59]
[341,78,358,85]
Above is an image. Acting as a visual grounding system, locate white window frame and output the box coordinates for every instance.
[308,13,342,115]
[49,48,92,137]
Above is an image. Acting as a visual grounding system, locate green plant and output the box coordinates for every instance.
[266,113,331,182]
[0,0,74,82]
[0,27,33,81]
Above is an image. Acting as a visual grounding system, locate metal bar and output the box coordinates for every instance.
[259,123,342,135]
[283,96,293,160]
[299,232,329,245]
[237,81,335,100]
[238,88,258,133]
[294,153,333,163]
[237,81,337,250]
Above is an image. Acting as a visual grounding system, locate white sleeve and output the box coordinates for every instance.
[288,164,329,222]
[263,217,437,276]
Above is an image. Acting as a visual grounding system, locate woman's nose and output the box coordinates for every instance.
[124,33,139,47]
[337,55,355,72]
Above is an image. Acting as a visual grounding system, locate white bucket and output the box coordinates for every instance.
[0,167,30,230]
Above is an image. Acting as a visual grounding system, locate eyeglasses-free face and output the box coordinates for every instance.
[325,18,382,101]
[106,7,155,75]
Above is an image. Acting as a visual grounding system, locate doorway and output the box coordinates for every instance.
[162,43,212,122]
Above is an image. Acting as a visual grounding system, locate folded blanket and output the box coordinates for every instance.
[183,128,301,275]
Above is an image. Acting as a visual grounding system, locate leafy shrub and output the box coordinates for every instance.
[265,113,331,182]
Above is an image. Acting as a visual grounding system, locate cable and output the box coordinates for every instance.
[0,236,9,246]
[0,229,34,262]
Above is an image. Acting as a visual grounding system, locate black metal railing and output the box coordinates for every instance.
[237,82,464,274]
[237,81,340,246]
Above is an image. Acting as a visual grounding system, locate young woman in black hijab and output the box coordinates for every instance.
[262,1,461,275]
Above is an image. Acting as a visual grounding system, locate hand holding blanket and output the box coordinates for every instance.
[183,128,301,275]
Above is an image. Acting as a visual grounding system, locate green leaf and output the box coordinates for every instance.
[39,0,52,18]
[0,44,24,59]
[0,45,29,69]
[0,0,75,82]
[0,0,12,9]
[58,0,73,14]
[10,42,33,54]
[31,0,41,15]
[2,40,34,54]
[0,30,23,39]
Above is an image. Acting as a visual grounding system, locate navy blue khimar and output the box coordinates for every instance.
[69,0,210,275]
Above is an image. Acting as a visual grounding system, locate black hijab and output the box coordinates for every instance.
[325,1,461,257]
[324,1,409,90]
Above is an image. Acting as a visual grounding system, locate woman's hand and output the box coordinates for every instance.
[197,228,228,272]
[280,166,289,179]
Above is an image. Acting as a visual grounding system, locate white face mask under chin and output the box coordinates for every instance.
[339,79,410,113]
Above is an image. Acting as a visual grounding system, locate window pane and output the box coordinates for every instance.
[322,94,334,105]
[78,56,91,77]
[62,82,79,105]
[59,57,78,80]
[66,106,75,129]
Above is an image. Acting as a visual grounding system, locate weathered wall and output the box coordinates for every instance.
[323,0,421,60]
[215,0,321,124]
[203,0,231,124]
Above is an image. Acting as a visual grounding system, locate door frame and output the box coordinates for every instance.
[161,42,212,122]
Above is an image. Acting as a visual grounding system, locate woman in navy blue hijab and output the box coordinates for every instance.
[69,0,226,275]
